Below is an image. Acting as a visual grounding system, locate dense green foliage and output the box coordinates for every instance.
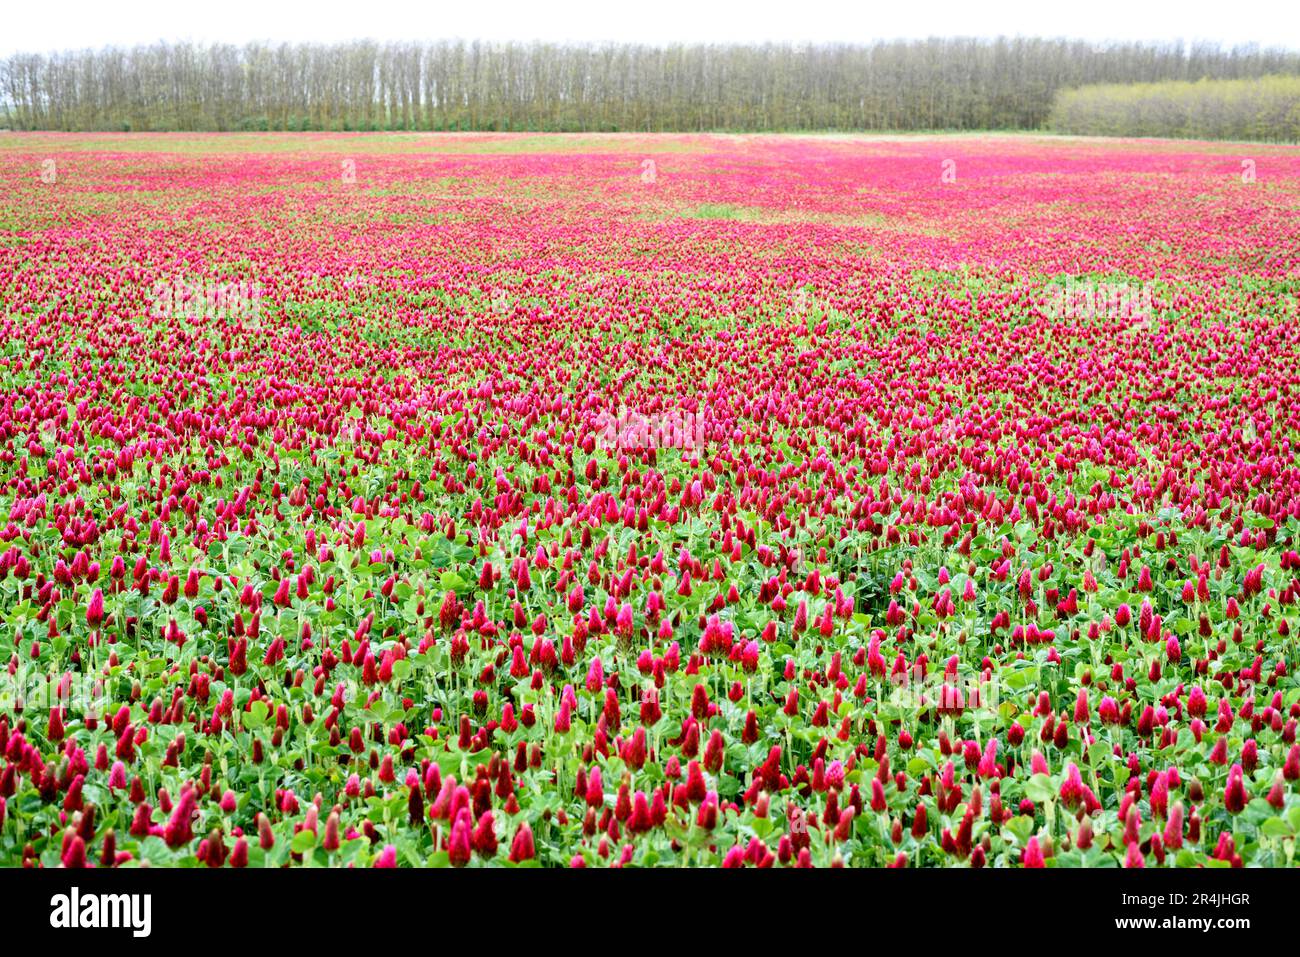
[1051,75,1300,141]
[3,37,1299,133]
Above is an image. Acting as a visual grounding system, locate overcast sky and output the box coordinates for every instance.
[5,0,1297,55]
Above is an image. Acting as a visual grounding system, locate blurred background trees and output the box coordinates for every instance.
[1049,75,1300,140]
[2,37,1297,137]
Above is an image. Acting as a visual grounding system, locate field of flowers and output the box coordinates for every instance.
[1,132,1299,868]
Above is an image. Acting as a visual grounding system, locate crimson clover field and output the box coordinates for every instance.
[1,132,1299,868]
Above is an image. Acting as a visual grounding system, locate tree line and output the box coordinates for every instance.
[3,37,1299,133]
[1050,75,1300,141]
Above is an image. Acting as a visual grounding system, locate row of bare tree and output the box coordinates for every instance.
[3,38,1298,133]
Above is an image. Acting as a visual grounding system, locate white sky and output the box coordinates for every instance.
[4,0,1297,55]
